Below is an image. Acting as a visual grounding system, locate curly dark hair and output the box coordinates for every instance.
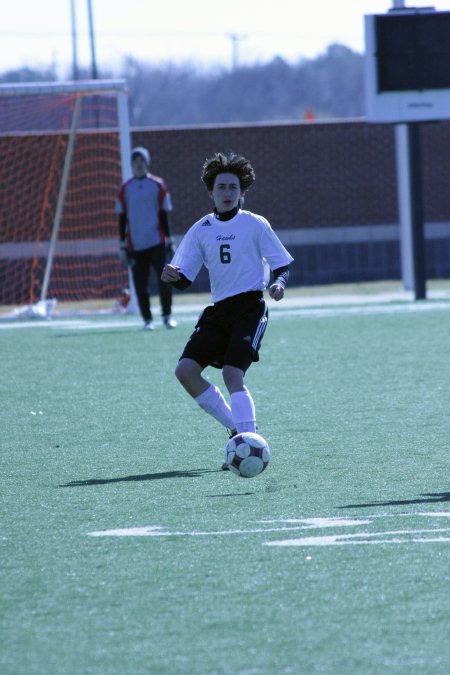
[201,152,255,192]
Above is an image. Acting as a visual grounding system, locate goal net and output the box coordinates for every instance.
[0,80,133,317]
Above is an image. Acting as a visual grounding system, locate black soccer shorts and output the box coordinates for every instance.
[180,291,269,373]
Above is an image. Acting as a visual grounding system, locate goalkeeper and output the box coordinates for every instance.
[161,151,293,466]
[116,147,176,330]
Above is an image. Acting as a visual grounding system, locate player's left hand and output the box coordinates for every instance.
[268,283,284,301]
[161,264,181,283]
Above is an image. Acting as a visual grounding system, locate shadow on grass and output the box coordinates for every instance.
[59,468,218,487]
[337,491,450,509]
[206,491,256,497]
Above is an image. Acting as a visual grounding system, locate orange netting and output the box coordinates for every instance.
[0,91,128,305]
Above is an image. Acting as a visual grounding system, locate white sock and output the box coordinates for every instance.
[231,389,256,433]
[194,384,234,429]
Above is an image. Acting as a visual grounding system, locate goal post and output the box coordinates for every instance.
[41,94,82,303]
[0,79,137,317]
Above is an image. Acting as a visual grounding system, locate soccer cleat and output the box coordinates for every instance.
[222,429,237,470]
[143,320,155,331]
[163,316,177,329]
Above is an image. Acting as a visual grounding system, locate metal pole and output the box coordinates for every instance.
[228,34,239,71]
[70,0,79,80]
[117,88,132,181]
[228,34,247,71]
[395,125,414,290]
[391,0,427,299]
[117,87,139,314]
[407,124,426,300]
[395,122,427,299]
[87,0,98,79]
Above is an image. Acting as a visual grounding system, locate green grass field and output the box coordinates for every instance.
[2,289,450,674]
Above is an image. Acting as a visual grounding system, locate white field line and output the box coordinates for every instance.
[88,517,372,538]
[2,297,450,331]
[88,515,450,545]
[88,524,364,538]
[269,300,450,319]
[265,536,450,547]
[265,528,450,547]
[258,517,366,527]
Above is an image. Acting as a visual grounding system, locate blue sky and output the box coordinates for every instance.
[1,0,449,76]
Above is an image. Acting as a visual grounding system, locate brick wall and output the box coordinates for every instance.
[132,120,399,233]
[132,119,450,285]
[2,119,449,304]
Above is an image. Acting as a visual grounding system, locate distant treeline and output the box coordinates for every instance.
[0,44,364,125]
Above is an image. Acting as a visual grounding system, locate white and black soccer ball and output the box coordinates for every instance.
[224,432,270,478]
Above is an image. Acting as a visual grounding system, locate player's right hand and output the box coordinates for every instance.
[161,264,181,282]
[268,283,284,301]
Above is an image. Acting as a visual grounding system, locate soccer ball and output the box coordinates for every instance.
[224,432,270,478]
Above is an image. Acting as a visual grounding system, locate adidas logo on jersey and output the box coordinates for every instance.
[202,219,212,226]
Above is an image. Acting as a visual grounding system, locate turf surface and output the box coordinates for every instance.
[1,293,450,674]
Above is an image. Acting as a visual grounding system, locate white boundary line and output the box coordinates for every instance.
[88,513,450,546]
[2,297,450,331]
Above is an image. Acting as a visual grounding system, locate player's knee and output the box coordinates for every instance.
[175,359,196,386]
[174,360,186,384]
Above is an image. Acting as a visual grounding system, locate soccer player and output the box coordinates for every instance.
[161,151,293,467]
[116,146,177,330]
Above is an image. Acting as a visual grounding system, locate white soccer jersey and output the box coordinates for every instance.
[171,210,294,303]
